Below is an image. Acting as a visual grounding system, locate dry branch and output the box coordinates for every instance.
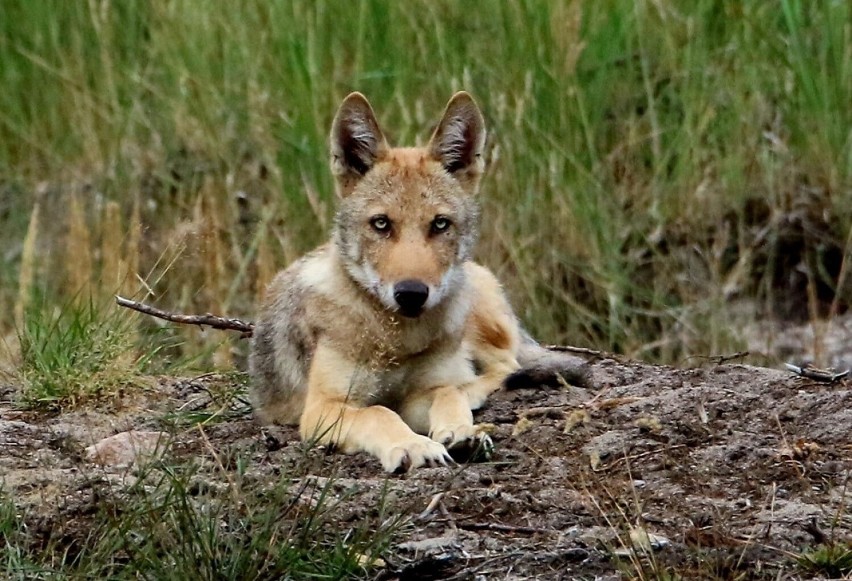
[456,522,554,535]
[115,295,255,337]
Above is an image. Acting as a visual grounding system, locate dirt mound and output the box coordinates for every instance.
[2,356,850,579]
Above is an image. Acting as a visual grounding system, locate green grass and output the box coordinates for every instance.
[158,371,253,429]
[15,295,151,409]
[0,456,400,579]
[1,0,851,365]
[797,542,852,578]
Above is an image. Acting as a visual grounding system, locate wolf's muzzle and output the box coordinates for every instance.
[393,280,429,317]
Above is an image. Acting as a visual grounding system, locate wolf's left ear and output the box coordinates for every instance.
[330,93,388,193]
[428,92,486,183]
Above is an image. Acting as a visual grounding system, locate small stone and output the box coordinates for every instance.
[629,526,671,552]
[85,430,169,468]
[398,535,459,553]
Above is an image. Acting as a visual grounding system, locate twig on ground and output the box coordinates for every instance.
[417,492,446,521]
[712,351,750,364]
[587,396,644,411]
[521,406,571,419]
[442,551,527,581]
[581,385,614,409]
[515,439,547,463]
[594,444,687,472]
[115,295,255,337]
[456,522,554,535]
[682,351,750,366]
[785,362,850,383]
[542,344,606,358]
[439,501,458,533]
[197,424,241,501]
[804,516,828,544]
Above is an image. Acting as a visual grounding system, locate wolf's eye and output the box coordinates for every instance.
[370,215,391,234]
[430,216,452,234]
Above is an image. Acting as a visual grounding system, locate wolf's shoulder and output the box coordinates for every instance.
[267,243,337,291]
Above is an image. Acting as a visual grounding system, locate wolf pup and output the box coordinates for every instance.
[250,91,583,473]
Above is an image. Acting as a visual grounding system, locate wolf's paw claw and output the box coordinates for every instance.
[449,433,494,463]
[430,425,494,463]
[381,436,450,473]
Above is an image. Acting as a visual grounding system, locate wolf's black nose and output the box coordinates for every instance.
[393,280,429,317]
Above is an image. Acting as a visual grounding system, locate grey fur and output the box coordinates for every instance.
[504,329,591,390]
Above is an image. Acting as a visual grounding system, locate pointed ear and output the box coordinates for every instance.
[330,93,388,188]
[428,91,486,180]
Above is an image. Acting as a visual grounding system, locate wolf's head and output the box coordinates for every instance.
[330,92,486,318]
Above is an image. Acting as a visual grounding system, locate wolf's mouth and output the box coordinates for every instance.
[398,306,424,318]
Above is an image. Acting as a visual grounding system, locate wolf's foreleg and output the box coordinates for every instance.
[300,343,451,472]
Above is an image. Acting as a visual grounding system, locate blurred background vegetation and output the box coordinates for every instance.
[1,0,850,385]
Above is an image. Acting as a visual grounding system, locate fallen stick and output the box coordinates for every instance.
[115,295,255,337]
[456,522,554,535]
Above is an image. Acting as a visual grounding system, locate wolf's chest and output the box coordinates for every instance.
[348,353,435,407]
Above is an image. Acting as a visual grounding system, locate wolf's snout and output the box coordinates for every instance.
[393,280,429,317]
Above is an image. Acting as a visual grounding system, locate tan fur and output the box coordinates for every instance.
[249,92,522,472]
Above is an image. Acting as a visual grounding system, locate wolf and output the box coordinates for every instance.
[249,91,586,472]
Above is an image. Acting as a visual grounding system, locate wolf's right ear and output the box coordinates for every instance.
[330,93,388,193]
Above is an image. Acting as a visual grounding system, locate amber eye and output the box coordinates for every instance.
[370,215,391,234]
[430,215,452,234]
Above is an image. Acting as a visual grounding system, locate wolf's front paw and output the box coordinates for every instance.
[430,424,494,462]
[381,435,452,473]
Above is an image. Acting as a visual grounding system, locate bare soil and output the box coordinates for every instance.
[2,354,851,580]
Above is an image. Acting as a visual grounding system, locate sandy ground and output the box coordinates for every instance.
[2,350,850,579]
